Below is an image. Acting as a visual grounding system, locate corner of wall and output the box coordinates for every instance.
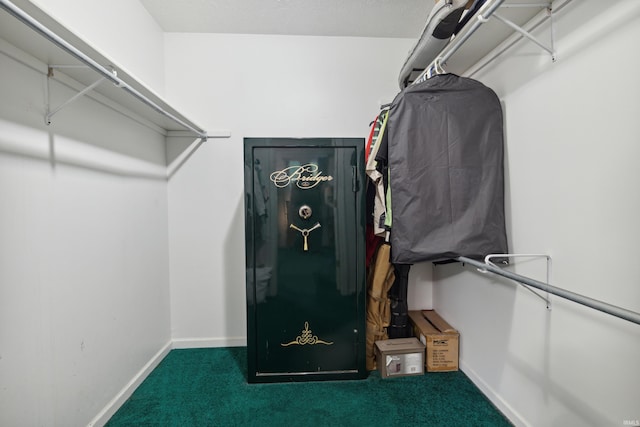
[88,341,173,427]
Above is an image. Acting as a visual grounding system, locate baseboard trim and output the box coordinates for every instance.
[459,360,529,427]
[172,336,247,349]
[87,340,172,427]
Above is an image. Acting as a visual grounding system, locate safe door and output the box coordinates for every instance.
[244,138,366,383]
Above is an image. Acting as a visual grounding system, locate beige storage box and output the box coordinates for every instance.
[408,310,459,372]
[374,337,425,378]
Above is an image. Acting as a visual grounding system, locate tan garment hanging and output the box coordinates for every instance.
[365,243,395,370]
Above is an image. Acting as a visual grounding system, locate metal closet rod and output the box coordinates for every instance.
[409,1,640,325]
[0,0,208,140]
[413,0,507,85]
[456,256,640,326]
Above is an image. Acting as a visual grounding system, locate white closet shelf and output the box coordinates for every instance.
[0,0,227,140]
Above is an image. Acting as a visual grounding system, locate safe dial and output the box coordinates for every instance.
[298,205,312,220]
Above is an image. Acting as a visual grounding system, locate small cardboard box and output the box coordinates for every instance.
[408,310,459,372]
[374,337,425,379]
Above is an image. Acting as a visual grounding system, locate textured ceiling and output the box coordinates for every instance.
[139,0,433,38]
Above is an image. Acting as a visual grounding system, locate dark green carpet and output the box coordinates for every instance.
[106,347,511,427]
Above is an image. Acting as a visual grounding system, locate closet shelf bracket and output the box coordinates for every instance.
[477,253,553,309]
[415,0,560,84]
[457,255,640,326]
[0,0,209,140]
[492,6,556,62]
[45,65,117,125]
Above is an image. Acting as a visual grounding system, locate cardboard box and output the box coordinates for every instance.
[408,310,459,372]
[374,337,425,378]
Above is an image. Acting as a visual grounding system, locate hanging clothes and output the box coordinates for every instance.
[365,116,380,267]
[365,112,388,267]
[365,110,391,238]
[365,113,385,163]
[365,243,395,370]
[373,130,392,235]
[386,74,508,264]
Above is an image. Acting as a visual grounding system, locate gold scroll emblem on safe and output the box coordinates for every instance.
[270,163,333,189]
[281,321,334,346]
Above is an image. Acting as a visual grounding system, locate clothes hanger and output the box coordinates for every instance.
[433,57,446,75]
[424,57,446,81]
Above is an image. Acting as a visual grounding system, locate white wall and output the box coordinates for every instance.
[434,1,640,426]
[17,1,637,424]
[29,0,165,94]
[0,29,171,427]
[163,33,433,346]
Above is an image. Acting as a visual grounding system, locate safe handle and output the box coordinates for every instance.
[290,223,321,251]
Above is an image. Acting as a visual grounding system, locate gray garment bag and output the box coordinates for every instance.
[387,74,508,264]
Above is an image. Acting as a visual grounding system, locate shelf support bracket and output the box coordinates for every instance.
[479,253,553,309]
[45,66,109,125]
[492,5,556,61]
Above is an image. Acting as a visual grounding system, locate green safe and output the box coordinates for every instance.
[244,138,366,383]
